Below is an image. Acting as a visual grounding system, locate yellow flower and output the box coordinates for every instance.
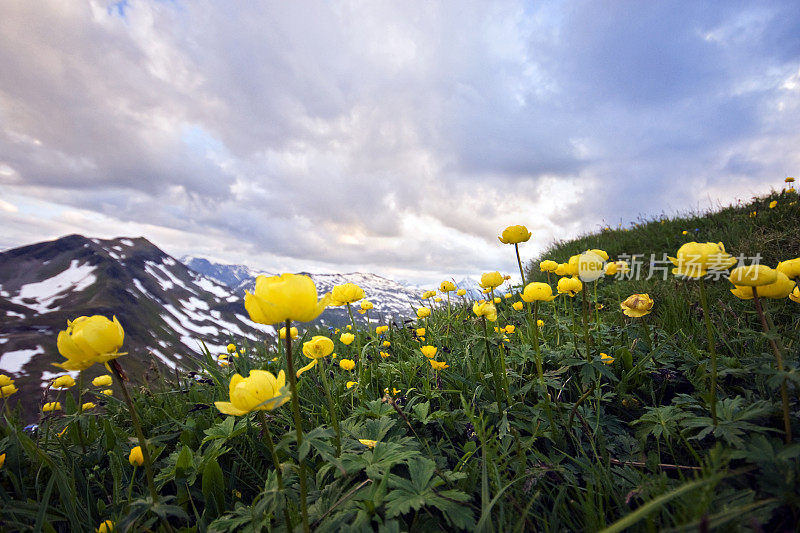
[55,315,125,371]
[359,439,377,448]
[422,290,436,299]
[82,402,96,410]
[493,297,501,304]
[346,381,358,389]
[339,359,356,371]
[539,260,558,272]
[605,262,618,276]
[0,374,12,387]
[789,286,800,303]
[227,343,236,353]
[101,389,113,396]
[434,297,443,303]
[0,453,4,469]
[479,271,504,290]
[51,375,76,390]
[498,225,532,244]
[416,327,426,337]
[769,200,777,209]
[330,283,366,306]
[729,265,778,287]
[566,255,580,277]
[456,289,467,296]
[91,375,112,387]
[440,281,456,292]
[554,263,569,276]
[668,242,737,278]
[730,271,796,299]
[380,351,391,359]
[384,387,401,395]
[776,258,800,279]
[360,300,374,311]
[682,230,688,235]
[521,282,557,302]
[537,319,544,327]
[429,360,449,371]
[245,274,330,325]
[340,333,355,345]
[129,446,144,466]
[589,249,609,261]
[577,251,606,282]
[504,325,516,334]
[420,345,438,358]
[620,294,654,317]
[787,177,795,183]
[749,211,757,218]
[302,336,334,359]
[472,301,497,321]
[416,307,431,319]
[382,340,391,347]
[376,325,389,335]
[42,402,61,412]
[0,384,18,398]
[96,520,115,533]
[215,370,290,416]
[512,301,523,311]
[600,353,615,365]
[279,326,299,339]
[346,325,352,330]
[556,277,583,297]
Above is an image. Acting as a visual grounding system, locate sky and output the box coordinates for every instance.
[1,1,799,286]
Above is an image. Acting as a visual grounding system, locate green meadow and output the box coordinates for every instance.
[1,183,798,532]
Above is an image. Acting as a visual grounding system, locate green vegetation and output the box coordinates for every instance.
[0,186,798,531]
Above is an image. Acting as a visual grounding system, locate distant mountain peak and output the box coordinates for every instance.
[0,235,274,412]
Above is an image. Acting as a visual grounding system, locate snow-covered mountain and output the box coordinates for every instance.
[183,258,423,326]
[0,235,272,397]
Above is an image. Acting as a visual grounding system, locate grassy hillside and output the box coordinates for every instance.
[526,182,800,338]
[1,182,798,531]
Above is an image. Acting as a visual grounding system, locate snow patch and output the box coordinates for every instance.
[121,239,134,246]
[193,276,232,299]
[0,346,44,373]
[10,260,96,314]
[6,310,24,318]
[163,257,176,266]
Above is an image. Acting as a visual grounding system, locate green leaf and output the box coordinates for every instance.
[202,457,226,519]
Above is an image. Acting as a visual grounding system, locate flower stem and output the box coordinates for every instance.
[752,289,792,444]
[530,302,557,440]
[482,317,504,415]
[283,319,310,533]
[514,243,527,290]
[346,304,364,398]
[109,361,158,503]
[317,359,341,455]
[581,288,591,361]
[257,410,292,527]
[698,278,718,426]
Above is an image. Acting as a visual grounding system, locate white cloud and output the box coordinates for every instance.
[0,1,798,285]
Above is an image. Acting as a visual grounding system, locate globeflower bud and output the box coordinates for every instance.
[420,346,438,358]
[439,281,456,292]
[339,359,356,371]
[620,294,654,317]
[340,333,355,345]
[479,271,504,290]
[129,446,144,466]
[498,225,532,244]
[521,282,557,302]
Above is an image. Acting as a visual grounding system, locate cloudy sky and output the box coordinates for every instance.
[1,1,799,285]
